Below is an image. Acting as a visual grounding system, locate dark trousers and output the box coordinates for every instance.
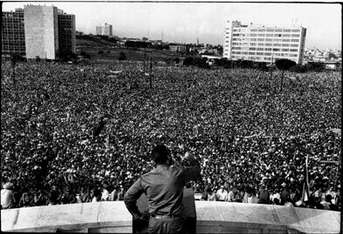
[183,217,196,234]
[148,216,184,234]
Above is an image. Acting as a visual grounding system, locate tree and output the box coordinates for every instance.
[275,59,296,91]
[183,57,194,66]
[118,52,127,60]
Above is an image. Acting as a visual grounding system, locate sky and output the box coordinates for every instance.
[3,2,342,50]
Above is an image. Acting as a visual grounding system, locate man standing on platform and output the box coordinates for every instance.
[124,144,201,234]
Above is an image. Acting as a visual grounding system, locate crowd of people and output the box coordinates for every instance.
[1,60,341,211]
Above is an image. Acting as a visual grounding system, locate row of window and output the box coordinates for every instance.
[232,33,300,38]
[232,38,300,43]
[232,42,299,47]
[231,47,299,52]
[232,50,298,56]
[233,28,300,33]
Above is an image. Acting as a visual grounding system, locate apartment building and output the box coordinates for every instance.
[2,5,75,59]
[223,20,306,64]
[95,23,113,36]
[58,13,76,54]
[1,8,26,55]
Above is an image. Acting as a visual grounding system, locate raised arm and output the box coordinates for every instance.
[180,153,201,182]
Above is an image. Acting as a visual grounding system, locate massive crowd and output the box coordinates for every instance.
[1,60,341,211]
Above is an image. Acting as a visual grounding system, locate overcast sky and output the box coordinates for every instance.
[3,2,341,50]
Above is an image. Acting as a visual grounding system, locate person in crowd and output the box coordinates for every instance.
[280,182,290,205]
[124,144,200,234]
[258,184,271,204]
[19,192,33,207]
[216,185,228,202]
[101,182,110,201]
[1,182,15,209]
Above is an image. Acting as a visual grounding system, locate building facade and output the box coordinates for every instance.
[96,23,113,36]
[58,13,76,54]
[96,26,103,35]
[2,8,26,55]
[103,23,113,36]
[24,5,59,59]
[223,20,306,64]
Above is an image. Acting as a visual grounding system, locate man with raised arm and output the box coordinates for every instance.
[124,144,201,234]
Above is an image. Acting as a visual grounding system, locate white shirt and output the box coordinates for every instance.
[216,189,228,201]
[1,189,14,209]
[101,189,109,201]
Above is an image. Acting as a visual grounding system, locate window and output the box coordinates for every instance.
[251,29,258,32]
[257,48,264,51]
[275,29,282,32]
[283,29,291,32]
[282,39,290,42]
[264,53,271,56]
[291,29,300,32]
[257,52,263,55]
[250,43,256,46]
[265,43,272,46]
[266,34,273,37]
[233,33,240,36]
[273,43,281,47]
[273,48,280,51]
[282,44,290,47]
[258,43,264,46]
[282,34,290,37]
[274,34,282,37]
[249,52,255,55]
[282,48,289,52]
[291,34,300,37]
[266,38,272,41]
[290,44,298,47]
[249,48,256,50]
[265,48,272,51]
[258,38,264,41]
[291,39,299,42]
[290,49,298,52]
[258,34,264,36]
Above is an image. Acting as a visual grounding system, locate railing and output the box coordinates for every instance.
[1,201,340,233]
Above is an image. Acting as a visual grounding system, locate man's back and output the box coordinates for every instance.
[140,165,184,216]
[124,145,200,234]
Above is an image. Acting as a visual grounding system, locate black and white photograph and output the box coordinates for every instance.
[1,1,341,233]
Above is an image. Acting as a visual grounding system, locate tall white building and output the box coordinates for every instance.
[24,5,59,59]
[223,20,306,64]
[96,23,113,36]
[103,23,113,36]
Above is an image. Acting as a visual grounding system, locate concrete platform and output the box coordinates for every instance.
[1,201,340,233]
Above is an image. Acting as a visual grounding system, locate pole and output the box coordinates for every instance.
[149,56,152,89]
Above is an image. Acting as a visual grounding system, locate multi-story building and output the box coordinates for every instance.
[1,8,26,55]
[2,5,75,60]
[96,23,113,36]
[223,20,307,64]
[96,26,103,35]
[58,12,76,54]
[103,23,113,36]
[24,5,59,59]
